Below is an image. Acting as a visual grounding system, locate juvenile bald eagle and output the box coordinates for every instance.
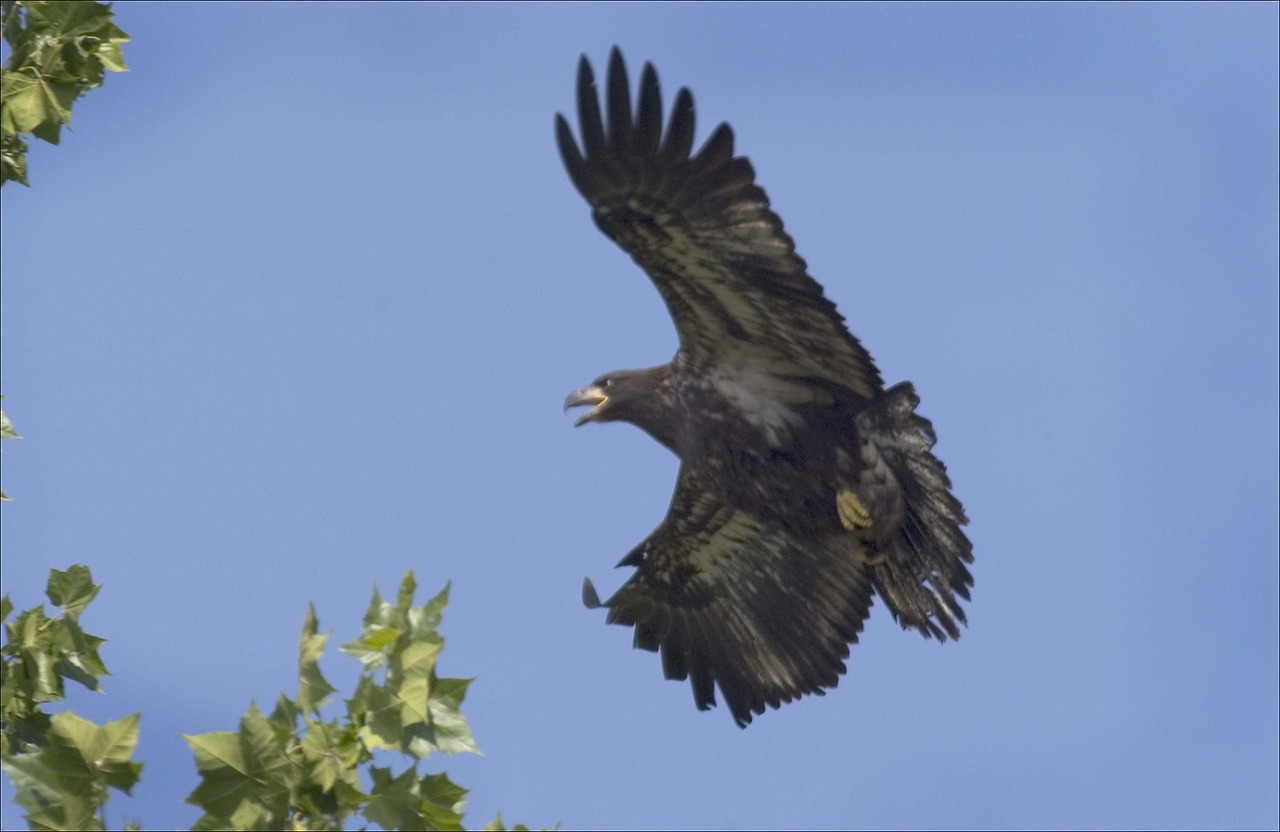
[559,48,972,727]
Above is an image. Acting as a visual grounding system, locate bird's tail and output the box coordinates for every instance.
[856,382,973,640]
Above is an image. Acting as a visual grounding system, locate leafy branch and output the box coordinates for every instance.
[1,565,141,830]
[182,571,514,831]
[2,568,538,830]
[1,0,130,186]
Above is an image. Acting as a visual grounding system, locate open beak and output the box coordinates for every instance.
[563,385,608,427]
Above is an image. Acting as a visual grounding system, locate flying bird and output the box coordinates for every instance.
[558,48,973,727]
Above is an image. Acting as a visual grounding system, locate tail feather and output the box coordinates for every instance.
[857,382,973,640]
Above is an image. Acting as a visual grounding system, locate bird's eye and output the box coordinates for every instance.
[601,378,613,388]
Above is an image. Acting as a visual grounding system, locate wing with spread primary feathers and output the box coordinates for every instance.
[556,48,882,399]
[584,467,876,727]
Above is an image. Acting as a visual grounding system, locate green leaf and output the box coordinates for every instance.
[350,675,401,753]
[44,711,142,794]
[2,711,52,757]
[29,644,67,702]
[339,624,400,670]
[364,765,426,832]
[396,570,418,616]
[0,399,18,488]
[364,766,467,832]
[339,583,406,670]
[52,655,100,693]
[0,135,27,186]
[188,814,235,832]
[96,38,127,73]
[298,717,363,795]
[59,615,108,681]
[395,639,441,727]
[417,772,469,830]
[266,691,298,735]
[296,604,335,714]
[25,0,118,40]
[184,704,291,825]
[1,595,12,622]
[228,799,273,831]
[1,68,77,139]
[10,603,49,648]
[414,580,451,638]
[0,408,18,440]
[426,675,479,756]
[46,564,100,616]
[2,749,103,831]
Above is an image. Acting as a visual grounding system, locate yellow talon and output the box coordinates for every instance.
[837,490,872,531]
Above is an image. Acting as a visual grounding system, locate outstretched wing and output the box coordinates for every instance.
[584,466,875,727]
[556,48,882,399]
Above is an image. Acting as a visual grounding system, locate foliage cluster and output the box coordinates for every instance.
[0,566,136,830]
[182,571,515,832]
[1,568,532,831]
[1,0,129,186]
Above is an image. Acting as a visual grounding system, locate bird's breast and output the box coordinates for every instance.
[679,394,852,535]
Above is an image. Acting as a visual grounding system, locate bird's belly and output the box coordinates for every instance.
[692,434,845,535]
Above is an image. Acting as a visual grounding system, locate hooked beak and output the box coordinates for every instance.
[563,385,608,427]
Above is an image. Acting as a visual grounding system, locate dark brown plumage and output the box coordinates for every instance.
[559,48,973,727]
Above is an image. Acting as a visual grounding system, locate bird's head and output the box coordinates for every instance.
[564,364,680,453]
[563,368,653,426]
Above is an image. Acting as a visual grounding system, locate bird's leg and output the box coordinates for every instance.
[839,491,887,564]
[858,545,888,566]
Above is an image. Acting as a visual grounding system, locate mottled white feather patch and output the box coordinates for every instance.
[706,362,825,446]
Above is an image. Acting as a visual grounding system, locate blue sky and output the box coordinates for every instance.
[2,2,1277,829]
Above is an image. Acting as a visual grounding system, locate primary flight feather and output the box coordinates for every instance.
[559,48,973,727]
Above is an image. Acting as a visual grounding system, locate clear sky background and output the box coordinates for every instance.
[2,3,1277,830]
